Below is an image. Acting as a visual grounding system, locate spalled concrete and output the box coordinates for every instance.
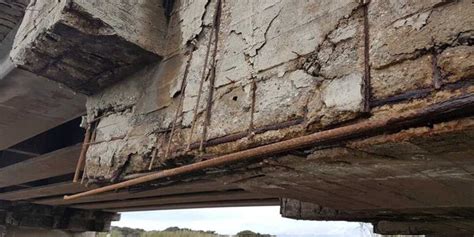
[78,0,473,187]
[82,0,373,180]
[7,0,474,235]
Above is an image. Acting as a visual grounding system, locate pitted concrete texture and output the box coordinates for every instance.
[78,0,473,182]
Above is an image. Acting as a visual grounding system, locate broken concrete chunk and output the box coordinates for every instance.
[369,0,474,68]
[253,70,315,128]
[322,73,364,112]
[371,55,433,100]
[135,54,187,115]
[95,112,133,142]
[11,0,165,95]
[165,0,210,56]
[221,0,361,73]
[438,46,474,84]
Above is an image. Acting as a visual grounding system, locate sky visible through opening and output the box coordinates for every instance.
[114,206,376,237]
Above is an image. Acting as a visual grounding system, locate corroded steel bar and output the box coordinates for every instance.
[73,124,92,183]
[200,0,223,151]
[186,19,215,152]
[149,47,195,170]
[64,94,473,200]
[362,0,371,113]
[81,125,97,184]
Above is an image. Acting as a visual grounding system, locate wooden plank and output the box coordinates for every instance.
[0,145,81,188]
[0,182,91,201]
[71,190,274,210]
[110,198,280,212]
[33,180,240,206]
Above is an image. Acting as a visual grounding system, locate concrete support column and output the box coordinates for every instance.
[0,200,119,234]
[0,225,5,237]
[2,226,96,237]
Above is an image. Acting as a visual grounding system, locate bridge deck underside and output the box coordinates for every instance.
[0,116,471,219]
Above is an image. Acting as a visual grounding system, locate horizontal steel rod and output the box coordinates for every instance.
[64,94,473,200]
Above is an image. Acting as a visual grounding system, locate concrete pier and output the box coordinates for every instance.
[1,226,96,237]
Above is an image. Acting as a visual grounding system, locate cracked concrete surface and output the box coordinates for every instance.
[75,0,474,182]
[8,0,474,233]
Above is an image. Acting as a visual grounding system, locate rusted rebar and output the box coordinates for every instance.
[149,47,195,170]
[186,22,215,152]
[362,0,371,113]
[80,125,97,184]
[63,94,473,200]
[200,0,222,151]
[248,78,257,138]
[73,123,92,183]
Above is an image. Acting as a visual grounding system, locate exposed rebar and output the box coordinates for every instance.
[186,23,215,152]
[200,0,223,151]
[73,124,92,183]
[63,94,473,200]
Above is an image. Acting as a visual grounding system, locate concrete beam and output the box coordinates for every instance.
[0,24,86,150]
[282,199,474,235]
[374,220,474,235]
[281,198,474,223]
[0,226,96,237]
[280,198,376,222]
[0,200,119,232]
[10,0,166,95]
[111,199,280,212]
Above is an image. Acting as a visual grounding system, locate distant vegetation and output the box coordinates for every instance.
[236,230,274,237]
[97,226,275,237]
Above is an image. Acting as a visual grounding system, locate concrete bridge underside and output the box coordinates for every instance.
[0,0,473,236]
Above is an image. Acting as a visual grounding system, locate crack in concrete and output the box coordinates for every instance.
[253,8,281,58]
